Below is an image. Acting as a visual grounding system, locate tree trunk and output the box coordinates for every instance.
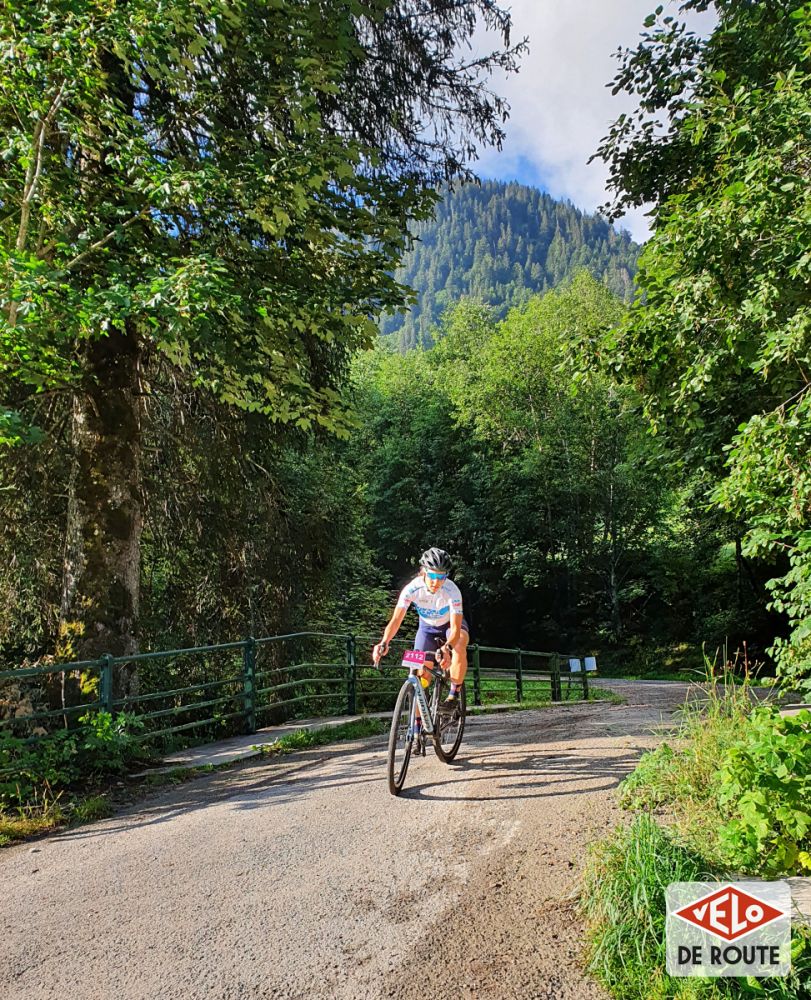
[607,479,622,641]
[60,321,143,687]
[609,556,622,641]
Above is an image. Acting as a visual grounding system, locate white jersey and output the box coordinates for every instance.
[396,576,464,627]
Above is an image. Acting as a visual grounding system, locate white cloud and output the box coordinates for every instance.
[472,1,716,243]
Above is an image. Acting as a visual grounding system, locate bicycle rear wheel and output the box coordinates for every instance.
[388,681,415,795]
[432,677,466,763]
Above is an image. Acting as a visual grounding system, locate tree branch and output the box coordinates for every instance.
[8,80,68,327]
[16,80,67,254]
[60,209,150,272]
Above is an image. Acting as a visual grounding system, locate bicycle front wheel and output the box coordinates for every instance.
[388,681,415,795]
[433,679,466,763]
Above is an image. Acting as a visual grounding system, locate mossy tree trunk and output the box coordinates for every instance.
[60,321,143,688]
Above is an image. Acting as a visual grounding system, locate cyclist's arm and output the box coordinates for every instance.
[446,611,463,648]
[381,605,407,647]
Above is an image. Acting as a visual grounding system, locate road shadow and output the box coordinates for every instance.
[55,702,672,842]
[398,742,643,802]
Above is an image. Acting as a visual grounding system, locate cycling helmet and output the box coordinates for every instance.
[419,547,452,574]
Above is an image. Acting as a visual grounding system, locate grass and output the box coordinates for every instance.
[71,794,113,823]
[582,814,723,1000]
[618,668,762,868]
[469,685,623,713]
[0,790,113,846]
[583,812,811,1000]
[0,799,66,846]
[476,676,621,705]
[142,763,218,786]
[254,716,387,756]
[583,665,811,999]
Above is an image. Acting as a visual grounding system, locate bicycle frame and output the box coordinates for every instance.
[406,672,436,736]
[402,653,446,737]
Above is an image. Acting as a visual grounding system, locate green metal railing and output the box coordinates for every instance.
[0,631,595,747]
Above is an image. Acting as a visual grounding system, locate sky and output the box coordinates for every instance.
[472,1,717,244]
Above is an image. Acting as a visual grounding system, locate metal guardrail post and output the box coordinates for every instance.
[551,654,561,702]
[100,655,114,714]
[346,634,356,715]
[472,645,482,706]
[242,637,256,734]
[516,649,523,703]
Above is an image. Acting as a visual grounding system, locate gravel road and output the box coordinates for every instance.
[1,681,693,1000]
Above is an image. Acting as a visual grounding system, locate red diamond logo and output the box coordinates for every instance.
[674,885,785,942]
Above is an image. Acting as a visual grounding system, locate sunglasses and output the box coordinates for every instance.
[425,571,447,581]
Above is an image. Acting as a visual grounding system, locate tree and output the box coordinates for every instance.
[379,180,640,349]
[0,0,522,660]
[596,0,811,688]
[442,273,659,641]
[360,274,670,644]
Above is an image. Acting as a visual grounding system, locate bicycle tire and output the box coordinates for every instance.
[388,681,415,795]
[432,678,466,763]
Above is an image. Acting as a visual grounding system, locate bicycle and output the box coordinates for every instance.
[381,648,466,796]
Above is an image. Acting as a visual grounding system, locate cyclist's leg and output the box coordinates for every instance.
[446,620,470,687]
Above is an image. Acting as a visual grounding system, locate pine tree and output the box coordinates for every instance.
[388,181,639,349]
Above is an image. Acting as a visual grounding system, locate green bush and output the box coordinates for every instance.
[590,680,811,998]
[77,710,144,776]
[714,708,811,876]
[0,712,146,810]
[616,670,780,868]
[616,695,811,877]
[583,814,811,1000]
[0,731,76,808]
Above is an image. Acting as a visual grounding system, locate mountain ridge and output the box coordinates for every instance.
[381,179,640,350]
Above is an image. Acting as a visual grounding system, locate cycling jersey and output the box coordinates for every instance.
[396,576,463,627]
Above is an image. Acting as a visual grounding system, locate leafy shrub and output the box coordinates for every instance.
[0,731,77,808]
[617,676,754,850]
[77,710,144,776]
[0,712,146,810]
[591,681,811,997]
[715,708,811,876]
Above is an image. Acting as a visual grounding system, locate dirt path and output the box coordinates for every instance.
[1,681,693,1000]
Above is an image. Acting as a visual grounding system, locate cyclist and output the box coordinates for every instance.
[373,547,469,707]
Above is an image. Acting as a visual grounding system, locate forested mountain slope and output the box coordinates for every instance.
[380,180,640,350]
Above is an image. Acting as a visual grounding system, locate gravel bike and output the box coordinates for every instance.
[383,648,466,796]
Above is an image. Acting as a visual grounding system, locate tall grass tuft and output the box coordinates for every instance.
[585,651,811,999]
[582,814,724,1000]
[617,657,763,868]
